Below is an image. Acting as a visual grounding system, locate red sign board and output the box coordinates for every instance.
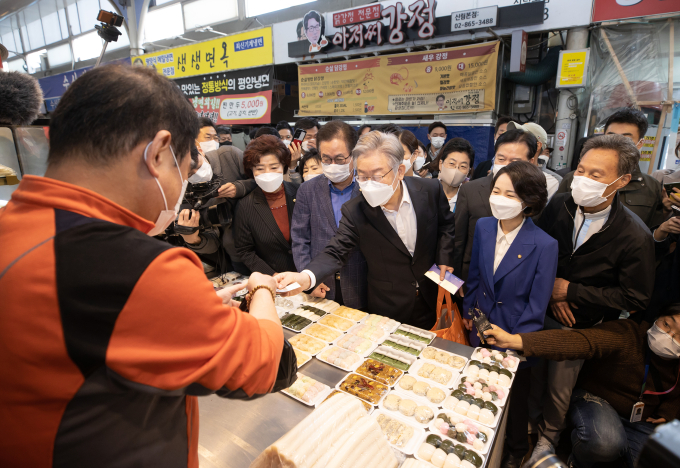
[593,0,680,22]
[333,5,382,28]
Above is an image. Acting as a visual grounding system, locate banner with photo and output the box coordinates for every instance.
[297,41,498,116]
[174,66,273,125]
[134,27,272,78]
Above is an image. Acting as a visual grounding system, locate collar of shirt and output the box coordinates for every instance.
[494,218,525,274]
[573,203,612,248]
[381,180,411,214]
[448,191,459,212]
[328,177,355,195]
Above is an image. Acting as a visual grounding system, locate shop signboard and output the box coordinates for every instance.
[593,0,680,22]
[510,30,528,73]
[174,66,273,125]
[134,27,272,79]
[556,49,590,88]
[298,41,498,116]
[451,6,498,32]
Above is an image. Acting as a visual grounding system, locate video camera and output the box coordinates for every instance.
[93,10,123,67]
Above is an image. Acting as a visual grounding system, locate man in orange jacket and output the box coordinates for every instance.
[0,65,284,468]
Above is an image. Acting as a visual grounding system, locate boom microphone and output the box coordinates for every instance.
[0,71,43,126]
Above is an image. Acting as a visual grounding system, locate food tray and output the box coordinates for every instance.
[316,346,363,372]
[379,389,440,428]
[408,359,459,389]
[373,409,426,455]
[288,334,330,357]
[297,304,329,319]
[280,311,316,333]
[294,349,312,368]
[364,314,401,334]
[440,393,502,429]
[395,375,451,407]
[330,306,369,322]
[302,323,344,343]
[413,429,486,467]
[420,347,468,373]
[470,347,520,373]
[346,322,390,344]
[452,374,509,408]
[356,358,404,387]
[461,361,516,389]
[394,324,436,345]
[369,345,418,371]
[379,334,427,357]
[318,314,355,332]
[318,389,374,415]
[429,410,497,456]
[281,374,333,407]
[332,333,378,358]
[336,373,391,407]
[302,299,340,313]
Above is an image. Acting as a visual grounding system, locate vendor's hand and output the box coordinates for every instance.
[311,282,330,298]
[655,216,680,241]
[178,209,201,245]
[218,183,237,198]
[646,417,667,424]
[289,142,303,166]
[438,265,453,281]
[551,278,570,302]
[462,318,473,331]
[246,272,278,296]
[418,168,429,178]
[216,282,247,307]
[482,324,524,350]
[274,271,312,296]
[551,301,576,327]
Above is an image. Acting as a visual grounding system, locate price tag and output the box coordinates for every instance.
[451,6,498,33]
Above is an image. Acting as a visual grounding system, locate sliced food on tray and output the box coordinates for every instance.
[471,348,520,371]
[457,376,507,403]
[418,433,483,468]
[321,389,373,413]
[281,313,313,331]
[394,324,435,344]
[318,346,361,371]
[398,376,447,405]
[338,373,389,405]
[348,323,387,342]
[282,373,329,405]
[332,306,368,322]
[336,334,374,355]
[417,362,454,386]
[375,413,416,449]
[293,348,311,367]
[422,347,467,370]
[288,334,327,355]
[369,347,415,371]
[364,314,400,332]
[356,358,403,386]
[466,361,513,387]
[381,334,426,356]
[383,393,435,425]
[304,323,343,342]
[318,314,355,332]
[299,304,328,317]
[432,412,494,453]
[442,389,499,426]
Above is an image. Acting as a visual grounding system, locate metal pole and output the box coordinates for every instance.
[548,27,589,171]
[94,41,108,68]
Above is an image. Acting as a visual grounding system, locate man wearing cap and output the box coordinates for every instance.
[507,121,562,200]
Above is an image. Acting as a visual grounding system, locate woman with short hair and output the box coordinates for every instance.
[398,130,419,177]
[234,135,298,274]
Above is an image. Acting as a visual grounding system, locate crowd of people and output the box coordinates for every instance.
[2,64,680,468]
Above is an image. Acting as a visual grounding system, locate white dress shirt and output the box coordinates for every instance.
[448,192,458,213]
[381,181,418,256]
[544,172,560,200]
[573,204,612,251]
[494,218,525,274]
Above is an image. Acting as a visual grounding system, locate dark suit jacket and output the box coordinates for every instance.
[291,174,367,309]
[304,177,456,325]
[463,217,558,360]
[453,174,493,282]
[233,182,298,275]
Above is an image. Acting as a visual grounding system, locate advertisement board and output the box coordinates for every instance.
[298,42,498,116]
[593,0,680,22]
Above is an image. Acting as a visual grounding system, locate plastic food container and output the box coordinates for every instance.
[372,409,426,455]
[316,346,363,372]
[428,409,496,455]
[379,389,440,428]
[379,334,427,357]
[394,324,436,345]
[368,345,418,372]
[420,346,468,373]
[281,373,333,407]
[413,429,486,467]
[288,334,330,357]
[408,360,459,388]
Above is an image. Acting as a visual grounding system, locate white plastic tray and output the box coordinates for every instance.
[346,322,391,344]
[294,349,312,368]
[336,373,391,407]
[379,334,427,357]
[470,347,520,373]
[317,314,356,332]
[394,324,436,345]
[440,394,502,429]
[363,314,401,334]
[379,389,440,428]
[394,376,451,407]
[281,312,316,334]
[372,409,426,455]
[452,374,509,408]
[281,374,333,407]
[461,361,516,389]
[332,334,378,358]
[369,345,418,371]
[302,323,344,343]
[288,334,331,357]
[329,307,369,323]
[408,360,459,389]
[420,346,468,373]
[412,428,487,466]
[316,346,363,372]
[355,358,405,388]
[428,410,497,456]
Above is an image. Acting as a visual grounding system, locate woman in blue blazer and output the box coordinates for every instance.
[463,161,558,468]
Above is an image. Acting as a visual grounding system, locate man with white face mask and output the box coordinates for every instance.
[421,121,447,178]
[278,131,456,328]
[531,134,655,462]
[482,301,680,468]
[0,65,287,467]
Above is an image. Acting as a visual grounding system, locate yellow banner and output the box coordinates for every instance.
[298,42,498,116]
[133,27,273,79]
[558,51,587,87]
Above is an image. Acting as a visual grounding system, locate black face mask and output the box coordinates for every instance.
[219,141,233,147]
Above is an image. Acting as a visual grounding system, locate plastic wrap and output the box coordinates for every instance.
[249,392,400,468]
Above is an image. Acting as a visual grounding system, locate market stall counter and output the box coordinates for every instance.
[197,331,511,468]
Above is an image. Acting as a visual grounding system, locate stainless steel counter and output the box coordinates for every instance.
[198,331,508,468]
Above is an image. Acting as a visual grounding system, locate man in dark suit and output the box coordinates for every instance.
[279,131,455,328]
[454,129,538,283]
[291,120,367,309]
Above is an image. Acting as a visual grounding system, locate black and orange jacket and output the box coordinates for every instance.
[0,175,284,468]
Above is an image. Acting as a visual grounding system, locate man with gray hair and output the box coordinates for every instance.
[524,134,655,465]
[278,131,456,327]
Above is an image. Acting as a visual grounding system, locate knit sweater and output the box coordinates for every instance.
[520,319,680,421]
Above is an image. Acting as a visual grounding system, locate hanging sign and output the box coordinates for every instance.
[451,6,498,32]
[593,0,680,22]
[298,41,498,116]
[556,49,590,88]
[134,27,273,79]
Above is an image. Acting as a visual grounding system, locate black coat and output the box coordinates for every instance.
[304,177,456,325]
[233,182,298,275]
[536,192,655,328]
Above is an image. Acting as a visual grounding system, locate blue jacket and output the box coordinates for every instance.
[463,217,558,359]
[291,174,368,309]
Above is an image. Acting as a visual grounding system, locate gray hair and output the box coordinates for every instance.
[352,130,404,172]
[580,134,639,176]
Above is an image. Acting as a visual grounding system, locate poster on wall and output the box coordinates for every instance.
[174,66,273,125]
[297,41,498,116]
[134,27,273,78]
[593,0,680,22]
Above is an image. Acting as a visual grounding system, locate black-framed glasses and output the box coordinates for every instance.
[321,155,351,165]
[356,167,394,183]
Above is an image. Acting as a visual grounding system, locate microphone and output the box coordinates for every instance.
[0,71,44,126]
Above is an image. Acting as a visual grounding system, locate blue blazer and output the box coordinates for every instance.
[463,217,558,356]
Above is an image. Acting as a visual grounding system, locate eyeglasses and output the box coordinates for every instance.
[307,25,321,32]
[356,168,394,183]
[321,155,350,165]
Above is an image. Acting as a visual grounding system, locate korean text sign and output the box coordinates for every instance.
[136,27,272,78]
[297,41,498,116]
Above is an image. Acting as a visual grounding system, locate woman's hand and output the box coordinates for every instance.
[216,282,247,307]
[655,216,680,241]
[646,417,667,424]
[289,142,303,168]
[482,324,524,350]
[177,209,201,245]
